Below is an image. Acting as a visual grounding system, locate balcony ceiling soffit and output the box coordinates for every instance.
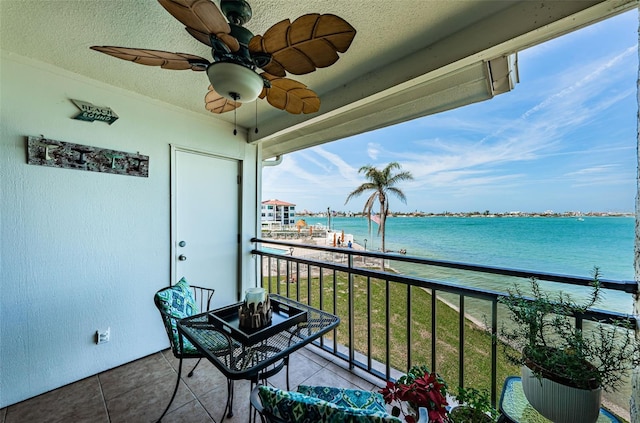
[0,0,635,154]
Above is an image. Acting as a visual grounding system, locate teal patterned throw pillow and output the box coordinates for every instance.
[155,278,199,355]
[296,385,387,413]
[258,385,401,423]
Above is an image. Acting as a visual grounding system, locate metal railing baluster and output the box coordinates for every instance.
[319,267,325,348]
[306,263,310,306]
[407,285,412,371]
[367,276,372,371]
[459,295,465,389]
[333,268,338,354]
[431,288,437,373]
[385,279,391,380]
[491,299,498,406]
[348,254,355,369]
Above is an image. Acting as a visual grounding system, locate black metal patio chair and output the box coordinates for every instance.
[154,278,231,422]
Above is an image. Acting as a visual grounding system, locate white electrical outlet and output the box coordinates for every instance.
[96,327,110,344]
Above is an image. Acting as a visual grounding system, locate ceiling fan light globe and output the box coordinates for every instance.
[207,62,263,103]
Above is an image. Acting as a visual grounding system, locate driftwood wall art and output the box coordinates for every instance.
[26,136,149,177]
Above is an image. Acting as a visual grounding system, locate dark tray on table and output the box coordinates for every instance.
[207,296,307,345]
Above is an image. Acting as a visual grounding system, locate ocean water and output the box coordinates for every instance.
[302,216,635,314]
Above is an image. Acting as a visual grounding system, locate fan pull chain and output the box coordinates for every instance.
[233,106,237,136]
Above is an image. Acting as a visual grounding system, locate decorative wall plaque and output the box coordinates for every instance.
[71,99,119,125]
[26,136,149,177]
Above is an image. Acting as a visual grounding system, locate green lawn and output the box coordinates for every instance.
[263,271,519,393]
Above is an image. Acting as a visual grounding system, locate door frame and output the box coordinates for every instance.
[169,144,243,297]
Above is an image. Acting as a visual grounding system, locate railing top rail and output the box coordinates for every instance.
[251,237,637,294]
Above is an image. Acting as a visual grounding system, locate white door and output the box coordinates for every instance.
[171,147,240,308]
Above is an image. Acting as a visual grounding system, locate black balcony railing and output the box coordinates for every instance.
[250,237,637,407]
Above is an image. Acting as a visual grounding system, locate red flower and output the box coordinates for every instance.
[379,366,449,423]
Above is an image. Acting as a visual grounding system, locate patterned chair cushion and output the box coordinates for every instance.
[258,385,401,423]
[154,278,199,356]
[297,385,387,413]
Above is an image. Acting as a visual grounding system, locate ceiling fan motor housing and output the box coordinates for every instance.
[211,21,270,70]
[227,24,254,62]
[220,0,252,25]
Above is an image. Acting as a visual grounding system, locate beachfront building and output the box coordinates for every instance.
[2,1,639,422]
[261,199,296,229]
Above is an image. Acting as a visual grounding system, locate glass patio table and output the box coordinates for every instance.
[177,294,340,419]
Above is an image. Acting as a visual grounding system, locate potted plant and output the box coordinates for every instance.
[499,267,639,423]
[379,365,449,423]
[449,387,498,423]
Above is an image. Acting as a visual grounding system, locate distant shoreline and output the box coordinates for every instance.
[296,211,634,218]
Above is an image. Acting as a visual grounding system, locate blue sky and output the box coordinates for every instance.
[263,10,638,214]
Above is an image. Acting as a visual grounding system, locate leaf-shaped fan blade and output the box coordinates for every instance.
[205,85,241,114]
[249,14,356,77]
[158,0,239,52]
[259,73,320,114]
[186,27,212,47]
[185,27,240,52]
[90,46,210,71]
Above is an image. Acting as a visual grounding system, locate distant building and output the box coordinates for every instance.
[261,199,296,229]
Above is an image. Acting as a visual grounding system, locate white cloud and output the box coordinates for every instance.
[566,165,620,177]
[367,143,380,160]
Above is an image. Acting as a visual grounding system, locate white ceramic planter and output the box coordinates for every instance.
[521,365,602,423]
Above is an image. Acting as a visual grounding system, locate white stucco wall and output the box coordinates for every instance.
[0,51,258,407]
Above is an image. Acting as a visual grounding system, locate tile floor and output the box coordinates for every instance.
[0,345,385,423]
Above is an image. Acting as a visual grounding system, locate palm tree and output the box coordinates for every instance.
[345,162,413,254]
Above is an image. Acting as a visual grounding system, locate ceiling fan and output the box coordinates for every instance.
[91,0,356,116]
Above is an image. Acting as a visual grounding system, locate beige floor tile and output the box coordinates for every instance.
[266,352,325,391]
[297,345,333,367]
[198,379,253,423]
[297,366,363,390]
[161,399,214,423]
[99,352,174,401]
[324,361,378,391]
[106,371,194,423]
[176,359,229,398]
[161,349,195,373]
[4,376,107,423]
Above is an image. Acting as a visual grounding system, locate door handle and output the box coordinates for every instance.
[178,254,187,261]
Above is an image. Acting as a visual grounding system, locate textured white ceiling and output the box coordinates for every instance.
[0,1,509,125]
[1,0,635,153]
